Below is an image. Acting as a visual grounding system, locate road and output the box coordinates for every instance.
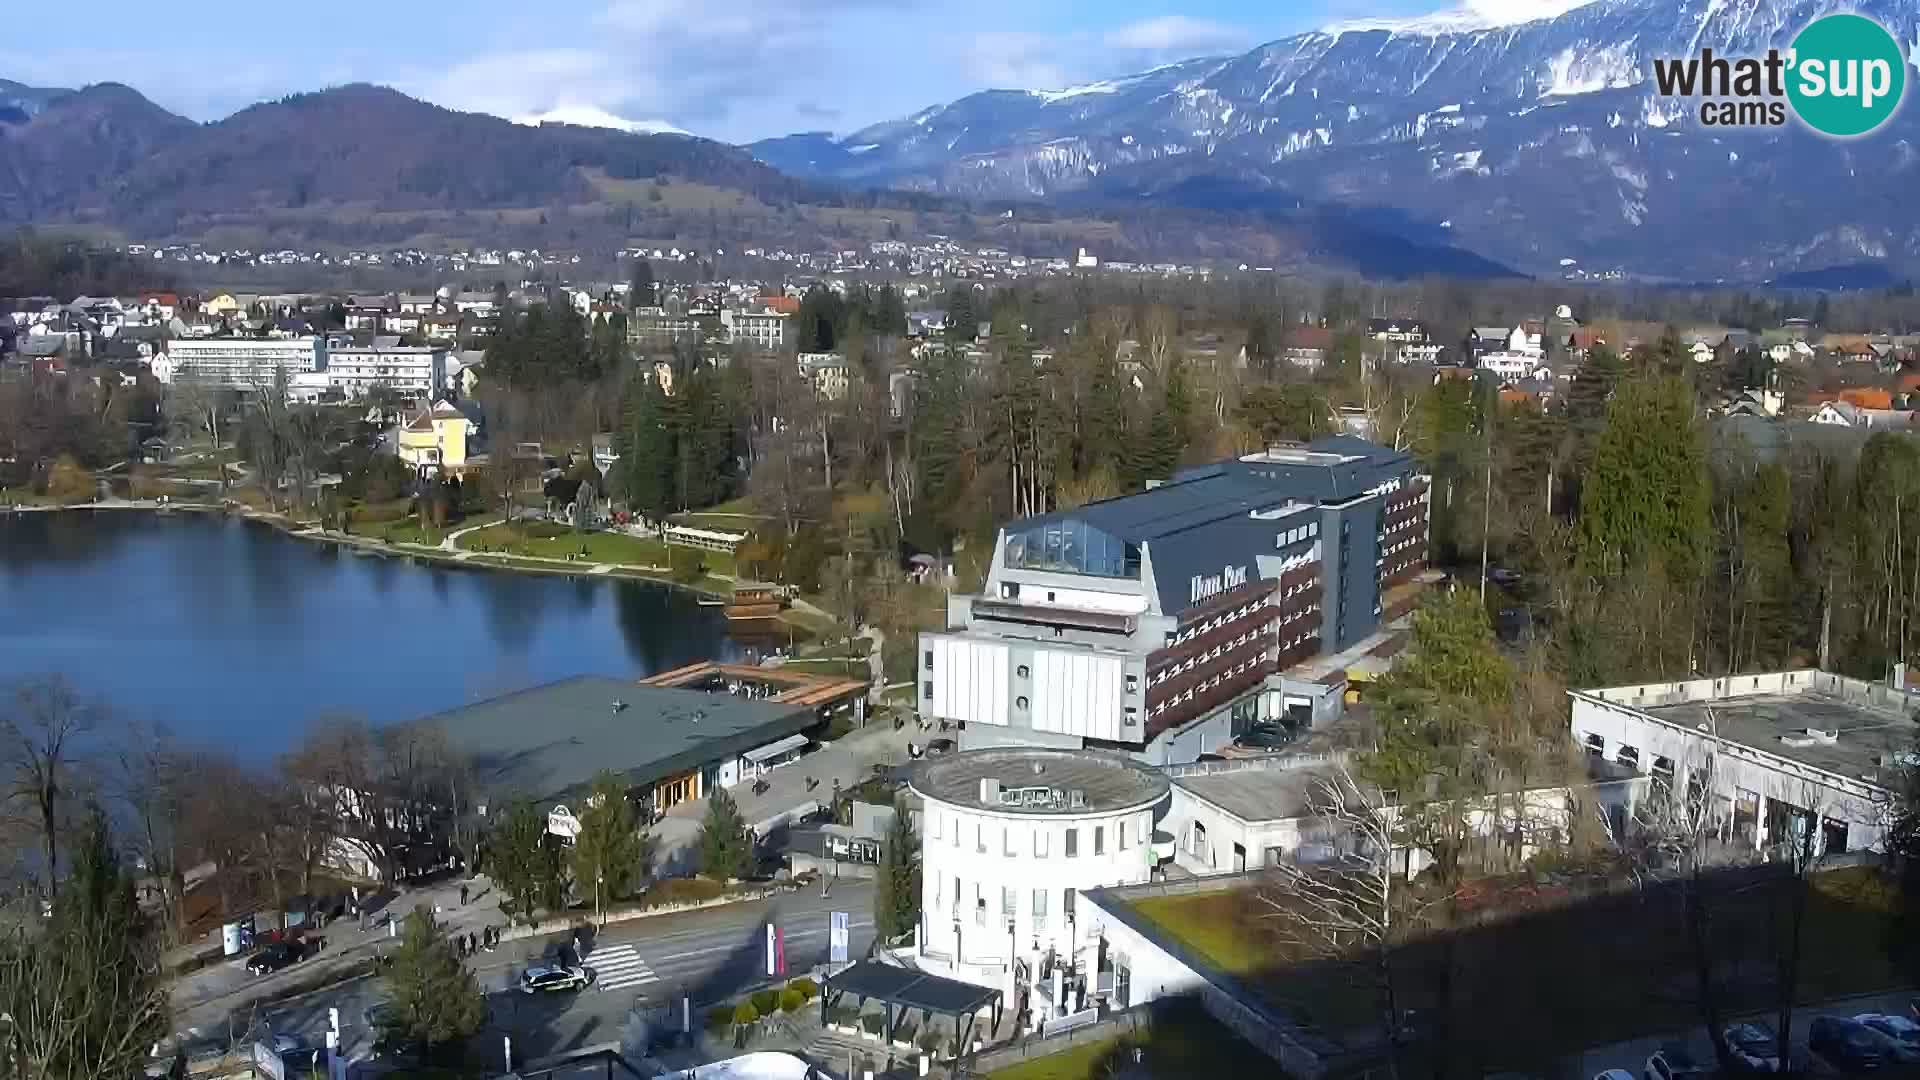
[1579,988,1917,1077]
[251,879,878,1065]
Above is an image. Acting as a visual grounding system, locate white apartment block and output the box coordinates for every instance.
[322,343,448,400]
[722,309,790,352]
[155,337,324,389]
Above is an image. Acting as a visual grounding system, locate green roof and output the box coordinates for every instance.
[427,675,813,803]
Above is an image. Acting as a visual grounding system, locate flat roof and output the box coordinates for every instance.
[1577,671,1920,789]
[911,747,1170,816]
[428,676,813,802]
[1173,765,1324,822]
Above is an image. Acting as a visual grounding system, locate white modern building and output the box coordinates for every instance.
[154,337,324,389]
[722,308,790,352]
[322,340,448,400]
[910,747,1171,997]
[1569,670,1917,856]
[1477,351,1547,381]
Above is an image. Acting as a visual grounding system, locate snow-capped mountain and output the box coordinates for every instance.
[750,0,1920,279]
[512,105,692,137]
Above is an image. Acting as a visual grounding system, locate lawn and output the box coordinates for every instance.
[988,1002,1272,1080]
[1129,865,1907,1075]
[458,522,668,565]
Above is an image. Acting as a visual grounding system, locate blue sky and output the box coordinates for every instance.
[7,0,1586,143]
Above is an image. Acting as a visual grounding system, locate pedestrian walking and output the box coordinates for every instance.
[459,883,469,906]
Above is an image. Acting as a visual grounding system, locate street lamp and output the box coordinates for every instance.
[596,872,605,927]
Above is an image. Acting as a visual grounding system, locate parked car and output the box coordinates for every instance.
[245,942,302,976]
[1644,1045,1712,1080]
[1233,727,1296,751]
[520,964,589,994]
[1810,1016,1900,1071]
[925,738,956,757]
[1595,1071,1638,1080]
[1722,1021,1786,1072]
[1855,1013,1920,1053]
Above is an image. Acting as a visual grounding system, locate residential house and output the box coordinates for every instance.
[799,352,848,400]
[1723,388,1784,418]
[1367,318,1440,365]
[1808,400,1911,430]
[1282,325,1332,370]
[1478,352,1547,382]
[397,400,482,477]
[139,291,181,321]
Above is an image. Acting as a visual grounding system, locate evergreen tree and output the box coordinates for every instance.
[377,909,486,1059]
[490,799,558,923]
[614,372,675,521]
[629,260,657,308]
[698,786,751,880]
[872,801,922,941]
[944,286,977,347]
[1576,375,1710,579]
[875,285,908,336]
[570,772,654,906]
[0,806,168,1080]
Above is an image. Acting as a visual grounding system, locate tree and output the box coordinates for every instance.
[0,805,168,1080]
[377,909,486,1060]
[697,786,750,881]
[1235,382,1330,447]
[629,260,657,309]
[1260,767,1440,1080]
[1576,375,1711,578]
[613,371,674,522]
[0,676,100,897]
[570,772,654,912]
[110,719,187,944]
[284,716,466,886]
[872,801,921,941]
[489,800,558,924]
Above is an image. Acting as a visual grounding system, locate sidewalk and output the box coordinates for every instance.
[653,719,920,873]
[169,872,510,1037]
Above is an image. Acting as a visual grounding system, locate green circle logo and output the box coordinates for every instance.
[1787,14,1907,137]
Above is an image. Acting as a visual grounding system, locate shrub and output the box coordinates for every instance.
[778,988,806,1014]
[787,977,818,1001]
[731,1000,758,1026]
[750,989,780,1016]
[669,545,705,584]
[45,456,94,503]
[706,1005,733,1031]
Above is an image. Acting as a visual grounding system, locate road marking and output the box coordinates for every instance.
[586,944,659,991]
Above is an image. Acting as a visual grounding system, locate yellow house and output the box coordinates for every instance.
[204,293,244,316]
[397,400,479,476]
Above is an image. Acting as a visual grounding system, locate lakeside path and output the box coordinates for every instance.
[0,501,830,633]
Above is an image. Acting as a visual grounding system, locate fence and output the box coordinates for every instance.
[967,1004,1157,1074]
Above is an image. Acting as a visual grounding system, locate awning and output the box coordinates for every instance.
[743,733,809,763]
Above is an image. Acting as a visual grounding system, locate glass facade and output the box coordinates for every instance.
[1003,519,1141,578]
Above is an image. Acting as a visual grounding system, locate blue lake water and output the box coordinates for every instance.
[0,511,747,755]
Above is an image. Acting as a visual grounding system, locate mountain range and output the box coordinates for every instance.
[749,0,1920,280]
[6,0,1917,282]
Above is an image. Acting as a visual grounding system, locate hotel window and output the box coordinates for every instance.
[931,813,942,840]
[924,650,933,671]
[1065,828,1079,858]
[923,681,933,699]
[1617,745,1640,769]
[951,876,960,911]
[975,886,986,926]
[976,823,987,853]
[1016,696,1029,710]
[1004,827,1015,857]
[1034,829,1050,857]
[1002,886,1016,922]
[1032,888,1049,929]
[952,822,959,848]
[1094,826,1105,856]
[1120,820,1130,850]
[1017,664,1030,679]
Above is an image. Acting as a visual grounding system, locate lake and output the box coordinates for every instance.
[0,511,747,755]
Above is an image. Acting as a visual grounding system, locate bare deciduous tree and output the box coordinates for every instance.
[0,677,100,897]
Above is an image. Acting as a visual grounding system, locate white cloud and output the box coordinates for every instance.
[512,105,691,137]
[1104,15,1247,54]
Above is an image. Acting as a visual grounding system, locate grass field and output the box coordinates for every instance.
[376,518,446,546]
[988,1002,1271,1080]
[1129,864,1906,1074]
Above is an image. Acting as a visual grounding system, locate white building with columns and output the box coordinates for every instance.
[1568,670,1916,856]
[909,747,1171,1011]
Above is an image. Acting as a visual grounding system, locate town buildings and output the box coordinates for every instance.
[1569,669,1916,855]
[911,747,1170,997]
[318,340,448,400]
[917,434,1429,765]
[153,336,324,389]
[396,400,482,477]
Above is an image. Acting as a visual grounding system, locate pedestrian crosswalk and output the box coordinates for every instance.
[586,944,659,992]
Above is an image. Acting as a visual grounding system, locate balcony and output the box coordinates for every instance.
[971,599,1136,634]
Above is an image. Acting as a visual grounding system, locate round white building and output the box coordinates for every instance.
[910,747,1170,996]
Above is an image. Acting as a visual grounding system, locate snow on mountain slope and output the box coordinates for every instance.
[748,0,1920,278]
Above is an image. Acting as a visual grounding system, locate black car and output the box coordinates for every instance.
[1811,1016,1898,1071]
[925,738,956,757]
[519,964,589,993]
[1234,727,1297,751]
[1643,1045,1712,1080]
[245,942,302,976]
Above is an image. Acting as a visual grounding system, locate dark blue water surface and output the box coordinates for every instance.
[0,511,745,755]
